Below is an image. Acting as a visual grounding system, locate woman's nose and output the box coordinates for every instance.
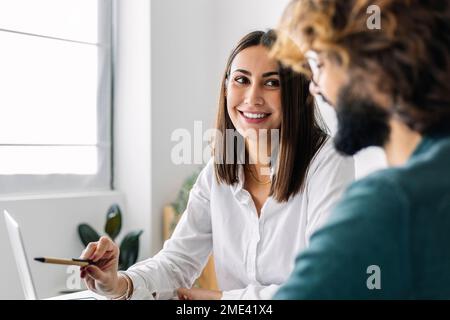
[244,84,264,106]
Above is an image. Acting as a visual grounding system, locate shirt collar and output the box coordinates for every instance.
[410,133,450,160]
[231,167,276,196]
[230,146,279,195]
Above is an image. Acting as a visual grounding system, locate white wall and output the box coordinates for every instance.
[150,0,216,254]
[212,0,291,76]
[113,0,152,259]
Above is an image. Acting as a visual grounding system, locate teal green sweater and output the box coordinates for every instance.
[275,135,450,299]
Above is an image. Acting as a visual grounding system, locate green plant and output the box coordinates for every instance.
[171,169,201,216]
[77,204,143,270]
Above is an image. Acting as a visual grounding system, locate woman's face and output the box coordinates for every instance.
[226,45,282,137]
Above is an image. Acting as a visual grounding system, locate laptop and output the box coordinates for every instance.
[3,210,103,300]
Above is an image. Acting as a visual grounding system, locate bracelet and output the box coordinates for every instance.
[111,273,133,300]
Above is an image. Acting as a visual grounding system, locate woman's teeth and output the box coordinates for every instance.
[243,112,269,119]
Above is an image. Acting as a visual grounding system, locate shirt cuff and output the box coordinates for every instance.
[121,270,156,300]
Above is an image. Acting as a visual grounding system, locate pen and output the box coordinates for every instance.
[34,257,94,267]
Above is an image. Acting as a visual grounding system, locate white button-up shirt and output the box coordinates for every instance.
[125,139,355,300]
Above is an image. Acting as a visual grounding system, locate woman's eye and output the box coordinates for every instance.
[265,79,280,87]
[234,76,249,85]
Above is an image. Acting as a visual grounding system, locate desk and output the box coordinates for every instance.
[47,290,107,300]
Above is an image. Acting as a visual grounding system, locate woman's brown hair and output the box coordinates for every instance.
[214,30,328,202]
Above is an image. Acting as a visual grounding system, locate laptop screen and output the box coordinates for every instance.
[3,210,37,300]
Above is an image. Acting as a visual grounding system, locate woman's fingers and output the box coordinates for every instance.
[96,258,117,271]
[91,236,115,262]
[80,265,87,278]
[175,288,221,300]
[79,237,119,294]
[177,288,190,300]
[80,237,119,268]
[80,242,97,260]
[98,250,116,262]
[85,265,108,284]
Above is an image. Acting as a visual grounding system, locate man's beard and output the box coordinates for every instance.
[333,83,391,156]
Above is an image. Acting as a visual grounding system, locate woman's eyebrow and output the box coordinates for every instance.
[231,69,279,77]
[262,71,279,77]
[231,68,251,76]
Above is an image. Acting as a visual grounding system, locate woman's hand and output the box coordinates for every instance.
[177,287,223,300]
[79,236,127,298]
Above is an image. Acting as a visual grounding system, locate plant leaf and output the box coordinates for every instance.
[119,230,143,270]
[172,169,201,215]
[77,224,100,247]
[104,204,122,240]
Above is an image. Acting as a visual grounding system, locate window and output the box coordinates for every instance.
[0,0,112,195]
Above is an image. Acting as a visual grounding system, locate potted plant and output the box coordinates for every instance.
[77,204,143,270]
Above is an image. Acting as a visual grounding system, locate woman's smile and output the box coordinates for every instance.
[238,110,272,123]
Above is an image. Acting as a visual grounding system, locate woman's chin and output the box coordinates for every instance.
[237,124,277,137]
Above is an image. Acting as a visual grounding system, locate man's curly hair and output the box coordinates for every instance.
[272,0,450,135]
